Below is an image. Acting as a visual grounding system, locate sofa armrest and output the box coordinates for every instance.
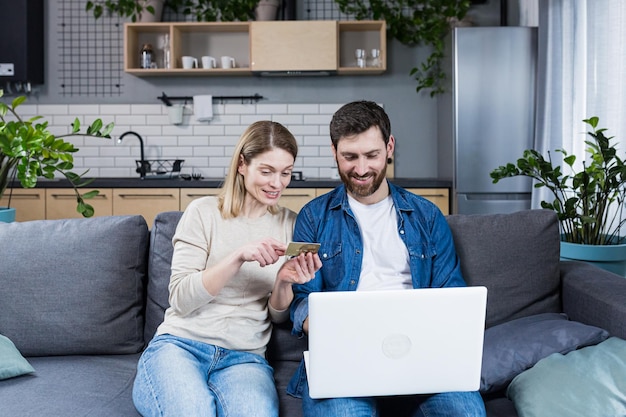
[561,260,626,339]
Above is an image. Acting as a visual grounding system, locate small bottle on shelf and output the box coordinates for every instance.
[140,43,154,69]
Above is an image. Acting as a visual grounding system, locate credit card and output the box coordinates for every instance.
[285,242,321,257]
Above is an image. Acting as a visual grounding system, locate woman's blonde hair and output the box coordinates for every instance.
[218,121,298,219]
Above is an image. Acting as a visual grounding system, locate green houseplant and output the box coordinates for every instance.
[168,0,259,22]
[0,93,114,219]
[86,0,167,21]
[333,0,471,97]
[490,117,626,246]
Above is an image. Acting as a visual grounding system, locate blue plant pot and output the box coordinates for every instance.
[0,207,16,223]
[560,240,626,277]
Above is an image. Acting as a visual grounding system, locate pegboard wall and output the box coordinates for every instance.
[57,0,124,96]
[304,0,353,20]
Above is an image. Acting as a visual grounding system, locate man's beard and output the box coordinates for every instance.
[339,168,386,198]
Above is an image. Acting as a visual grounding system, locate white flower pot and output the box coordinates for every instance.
[255,0,281,21]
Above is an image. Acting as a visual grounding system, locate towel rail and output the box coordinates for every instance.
[157,92,264,106]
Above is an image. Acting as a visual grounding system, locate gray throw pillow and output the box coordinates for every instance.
[446,209,561,328]
[0,215,149,356]
[480,313,609,393]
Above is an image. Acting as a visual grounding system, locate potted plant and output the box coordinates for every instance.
[86,0,167,22]
[333,0,471,97]
[170,0,259,22]
[490,117,626,274]
[0,93,114,221]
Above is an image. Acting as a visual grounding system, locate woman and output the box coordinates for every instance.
[133,121,322,417]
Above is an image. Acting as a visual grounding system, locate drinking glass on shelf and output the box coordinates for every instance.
[369,48,381,68]
[355,48,366,68]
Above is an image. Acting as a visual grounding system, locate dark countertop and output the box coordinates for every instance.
[12,177,452,189]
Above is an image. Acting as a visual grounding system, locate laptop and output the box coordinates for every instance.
[304,286,488,399]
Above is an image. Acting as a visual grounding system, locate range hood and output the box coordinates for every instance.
[253,70,336,77]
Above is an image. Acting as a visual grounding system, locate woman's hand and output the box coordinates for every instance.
[238,238,287,267]
[269,252,322,315]
[277,252,322,285]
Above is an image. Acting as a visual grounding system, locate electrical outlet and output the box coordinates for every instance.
[0,63,15,76]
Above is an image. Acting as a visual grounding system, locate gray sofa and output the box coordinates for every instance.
[1,209,625,417]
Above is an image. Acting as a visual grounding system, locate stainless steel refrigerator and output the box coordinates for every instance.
[437,26,537,215]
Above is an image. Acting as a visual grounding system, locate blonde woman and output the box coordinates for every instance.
[133,121,322,417]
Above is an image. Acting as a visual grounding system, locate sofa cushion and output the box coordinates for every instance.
[145,211,183,341]
[507,337,626,416]
[0,334,35,380]
[446,209,561,328]
[480,313,609,393]
[0,215,149,356]
[0,354,141,417]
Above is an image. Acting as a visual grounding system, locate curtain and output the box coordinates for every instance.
[533,0,626,209]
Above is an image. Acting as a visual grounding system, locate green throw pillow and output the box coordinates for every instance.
[0,334,35,380]
[507,337,626,417]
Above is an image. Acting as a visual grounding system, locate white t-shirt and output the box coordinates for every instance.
[348,194,412,291]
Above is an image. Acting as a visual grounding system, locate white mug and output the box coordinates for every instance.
[221,56,236,69]
[181,56,198,69]
[201,56,216,69]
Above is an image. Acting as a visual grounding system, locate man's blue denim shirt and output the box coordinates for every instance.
[287,183,467,398]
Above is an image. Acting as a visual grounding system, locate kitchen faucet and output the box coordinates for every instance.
[118,131,147,178]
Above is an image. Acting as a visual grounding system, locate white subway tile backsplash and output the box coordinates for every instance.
[257,104,288,114]
[28,103,350,179]
[287,104,319,114]
[69,104,100,115]
[38,105,68,115]
[131,105,163,114]
[100,104,131,115]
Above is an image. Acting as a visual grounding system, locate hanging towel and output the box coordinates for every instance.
[193,95,213,122]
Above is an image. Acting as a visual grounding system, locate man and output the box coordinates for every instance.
[287,101,486,416]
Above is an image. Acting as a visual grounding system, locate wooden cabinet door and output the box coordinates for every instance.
[180,188,220,211]
[279,188,317,213]
[0,188,45,221]
[113,188,180,229]
[407,188,450,215]
[46,188,113,219]
[250,21,337,72]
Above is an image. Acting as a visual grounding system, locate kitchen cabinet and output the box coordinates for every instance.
[46,188,113,219]
[113,188,180,228]
[180,188,220,210]
[125,22,251,75]
[182,187,317,214]
[250,21,337,73]
[124,20,385,76]
[279,188,317,213]
[0,188,45,222]
[407,188,450,215]
[302,188,449,215]
[337,21,387,75]
[10,181,449,224]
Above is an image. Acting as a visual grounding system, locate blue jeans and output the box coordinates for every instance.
[132,334,278,417]
[301,376,486,417]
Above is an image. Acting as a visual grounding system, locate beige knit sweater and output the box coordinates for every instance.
[156,196,296,357]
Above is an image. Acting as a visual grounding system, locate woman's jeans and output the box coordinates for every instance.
[132,334,278,417]
[302,375,486,417]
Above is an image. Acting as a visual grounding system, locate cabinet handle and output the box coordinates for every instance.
[282,194,314,197]
[7,193,42,200]
[117,194,176,199]
[419,194,446,198]
[185,193,219,198]
[50,194,108,200]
